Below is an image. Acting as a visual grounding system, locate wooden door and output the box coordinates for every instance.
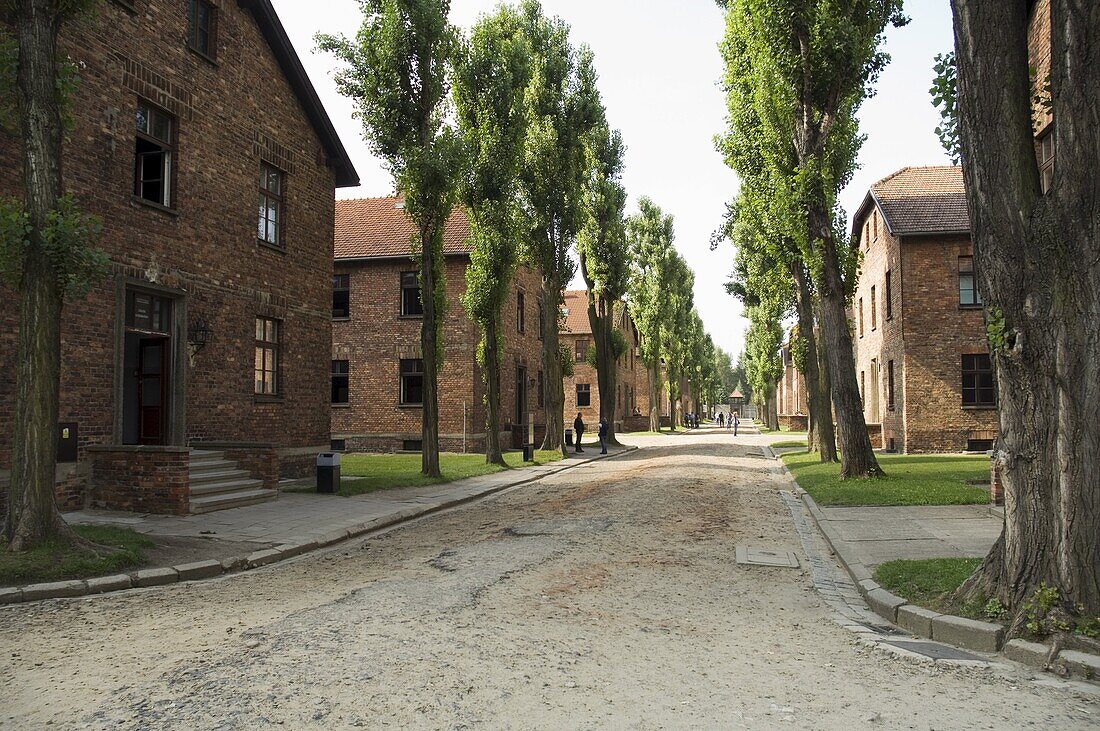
[138,338,168,444]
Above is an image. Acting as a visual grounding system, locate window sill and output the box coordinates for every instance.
[397,403,423,409]
[131,196,179,217]
[398,314,424,320]
[187,44,219,67]
[961,404,997,411]
[959,305,984,311]
[254,394,284,404]
[331,403,350,408]
[258,240,287,254]
[332,316,351,323]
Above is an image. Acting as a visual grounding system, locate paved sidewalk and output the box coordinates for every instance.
[810,503,1001,568]
[65,448,633,548]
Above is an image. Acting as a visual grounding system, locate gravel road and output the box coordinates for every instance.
[1,431,1096,729]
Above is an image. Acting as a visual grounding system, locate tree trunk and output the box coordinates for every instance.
[648,362,661,432]
[951,0,1100,614]
[766,389,778,432]
[482,315,505,466]
[538,278,565,455]
[791,262,836,460]
[420,224,442,478]
[813,300,837,460]
[3,0,81,552]
[812,206,883,478]
[586,293,621,447]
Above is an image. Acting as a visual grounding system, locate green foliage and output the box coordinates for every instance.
[559,341,574,378]
[929,52,960,164]
[0,31,16,135]
[983,597,1009,621]
[0,196,107,299]
[577,109,629,304]
[873,558,984,615]
[985,307,1011,353]
[317,0,463,368]
[336,449,564,496]
[627,197,676,374]
[584,329,626,369]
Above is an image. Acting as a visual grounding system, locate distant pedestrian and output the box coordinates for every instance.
[598,418,608,455]
[733,413,739,436]
[718,412,725,427]
[573,412,585,453]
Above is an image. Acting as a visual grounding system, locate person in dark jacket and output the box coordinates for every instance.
[598,418,608,454]
[573,412,585,453]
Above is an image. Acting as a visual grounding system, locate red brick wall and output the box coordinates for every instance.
[89,446,190,515]
[561,307,645,431]
[0,1,337,503]
[332,256,544,453]
[1028,0,1052,133]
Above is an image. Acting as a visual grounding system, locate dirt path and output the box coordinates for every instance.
[1,431,1096,729]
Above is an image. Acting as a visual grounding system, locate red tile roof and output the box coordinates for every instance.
[335,197,473,260]
[853,166,970,239]
[561,290,591,334]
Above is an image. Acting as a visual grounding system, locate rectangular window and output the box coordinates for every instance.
[331,360,349,404]
[134,101,174,208]
[399,358,424,405]
[537,299,544,341]
[959,256,982,307]
[887,360,895,410]
[537,369,544,408]
[870,285,877,330]
[254,317,280,396]
[576,383,591,407]
[962,353,995,407]
[400,271,423,317]
[858,298,864,337]
[188,0,217,59]
[575,338,589,363]
[885,270,893,320]
[1037,128,1055,194]
[517,291,525,333]
[125,291,171,333]
[258,162,285,247]
[873,210,878,240]
[332,274,350,319]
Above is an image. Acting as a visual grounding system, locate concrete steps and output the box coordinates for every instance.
[188,449,276,514]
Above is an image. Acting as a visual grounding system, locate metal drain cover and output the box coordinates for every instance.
[735,545,800,568]
[880,640,987,662]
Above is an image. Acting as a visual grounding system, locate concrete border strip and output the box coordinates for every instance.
[0,446,638,607]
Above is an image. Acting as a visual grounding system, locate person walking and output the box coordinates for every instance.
[573,412,585,453]
[733,412,739,436]
[718,412,724,427]
[598,417,608,455]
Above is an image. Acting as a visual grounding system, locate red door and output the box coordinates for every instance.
[137,338,167,444]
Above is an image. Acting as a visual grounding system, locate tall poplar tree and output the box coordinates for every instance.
[1,0,108,552]
[516,0,599,453]
[577,100,629,447]
[318,0,463,477]
[454,4,531,466]
[948,0,1100,621]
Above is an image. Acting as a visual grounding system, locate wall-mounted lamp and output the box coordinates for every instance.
[187,315,213,355]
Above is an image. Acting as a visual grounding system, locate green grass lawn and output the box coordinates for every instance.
[621,428,680,436]
[771,439,808,449]
[874,557,992,619]
[338,449,565,497]
[0,525,153,585]
[782,451,991,506]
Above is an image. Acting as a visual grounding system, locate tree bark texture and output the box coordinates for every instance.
[791,262,836,461]
[812,207,883,478]
[419,225,442,478]
[481,315,505,466]
[3,0,79,551]
[585,292,621,447]
[648,362,662,432]
[813,300,837,461]
[538,278,566,454]
[952,0,1100,614]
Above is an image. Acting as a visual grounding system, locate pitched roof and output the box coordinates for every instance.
[730,389,744,399]
[852,166,970,239]
[245,0,358,188]
[561,290,591,335]
[334,197,473,260]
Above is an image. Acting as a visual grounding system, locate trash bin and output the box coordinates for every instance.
[565,428,574,446]
[523,443,534,461]
[316,452,340,494]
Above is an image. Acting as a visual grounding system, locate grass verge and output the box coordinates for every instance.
[782,451,991,506]
[338,449,565,497]
[0,525,153,585]
[771,440,808,449]
[874,557,996,619]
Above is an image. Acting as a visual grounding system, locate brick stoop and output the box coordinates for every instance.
[188,449,277,514]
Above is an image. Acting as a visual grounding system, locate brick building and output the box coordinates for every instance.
[776,340,809,431]
[559,290,652,433]
[331,198,545,453]
[849,166,997,453]
[0,0,357,514]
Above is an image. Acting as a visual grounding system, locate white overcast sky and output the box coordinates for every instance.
[270,0,956,359]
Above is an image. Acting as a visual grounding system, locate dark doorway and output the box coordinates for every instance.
[122,291,173,445]
[515,366,527,426]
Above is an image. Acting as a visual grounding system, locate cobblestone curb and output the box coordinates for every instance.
[0,447,637,606]
[792,482,1100,682]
